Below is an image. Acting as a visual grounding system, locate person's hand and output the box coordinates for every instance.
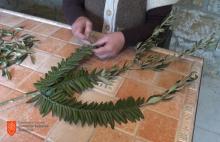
[93,32,125,59]
[72,16,92,40]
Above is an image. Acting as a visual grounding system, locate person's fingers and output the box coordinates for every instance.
[93,46,109,55]
[74,26,87,40]
[81,39,91,45]
[94,37,108,47]
[96,54,110,59]
[75,31,87,40]
[85,22,92,37]
[94,49,112,59]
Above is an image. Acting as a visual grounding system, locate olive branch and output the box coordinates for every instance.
[0,27,38,79]
[132,34,216,71]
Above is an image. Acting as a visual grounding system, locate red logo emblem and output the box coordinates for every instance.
[7,121,16,136]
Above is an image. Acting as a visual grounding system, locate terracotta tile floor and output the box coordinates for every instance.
[17,19,42,30]
[32,23,60,36]
[0,11,203,142]
[52,28,74,41]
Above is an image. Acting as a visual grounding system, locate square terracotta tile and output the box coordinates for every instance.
[20,50,50,71]
[135,139,149,142]
[0,86,23,103]
[36,37,66,54]
[118,48,135,60]
[85,55,130,78]
[17,19,42,30]
[126,70,156,83]
[20,105,58,138]
[0,85,13,96]
[54,43,79,58]
[167,59,192,75]
[48,121,94,142]
[30,32,48,44]
[103,55,129,69]
[52,28,73,41]
[116,78,154,99]
[0,90,26,112]
[116,121,137,135]
[137,109,178,142]
[17,72,43,93]
[0,102,58,138]
[90,127,134,142]
[38,55,62,73]
[0,14,25,27]
[0,102,30,121]
[0,65,33,89]
[148,88,185,119]
[84,56,109,70]
[154,70,184,90]
[32,23,59,36]
[1,129,44,142]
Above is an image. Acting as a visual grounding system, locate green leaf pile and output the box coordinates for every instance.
[0,27,38,79]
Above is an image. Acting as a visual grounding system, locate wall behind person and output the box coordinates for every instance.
[0,0,65,22]
[170,0,220,78]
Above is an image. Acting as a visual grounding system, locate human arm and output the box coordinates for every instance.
[62,0,86,24]
[63,0,92,40]
[122,5,172,46]
[94,5,172,59]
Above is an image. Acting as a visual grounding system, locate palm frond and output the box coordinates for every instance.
[28,94,145,128]
[34,46,93,94]
[27,71,197,128]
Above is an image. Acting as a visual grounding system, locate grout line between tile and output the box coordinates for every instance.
[135,135,152,142]
[0,83,26,94]
[44,120,60,141]
[17,126,46,140]
[87,127,97,142]
[145,108,179,121]
[121,75,175,97]
[114,127,136,137]
[30,29,81,47]
[27,22,44,32]
[15,71,36,93]
[165,67,192,76]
